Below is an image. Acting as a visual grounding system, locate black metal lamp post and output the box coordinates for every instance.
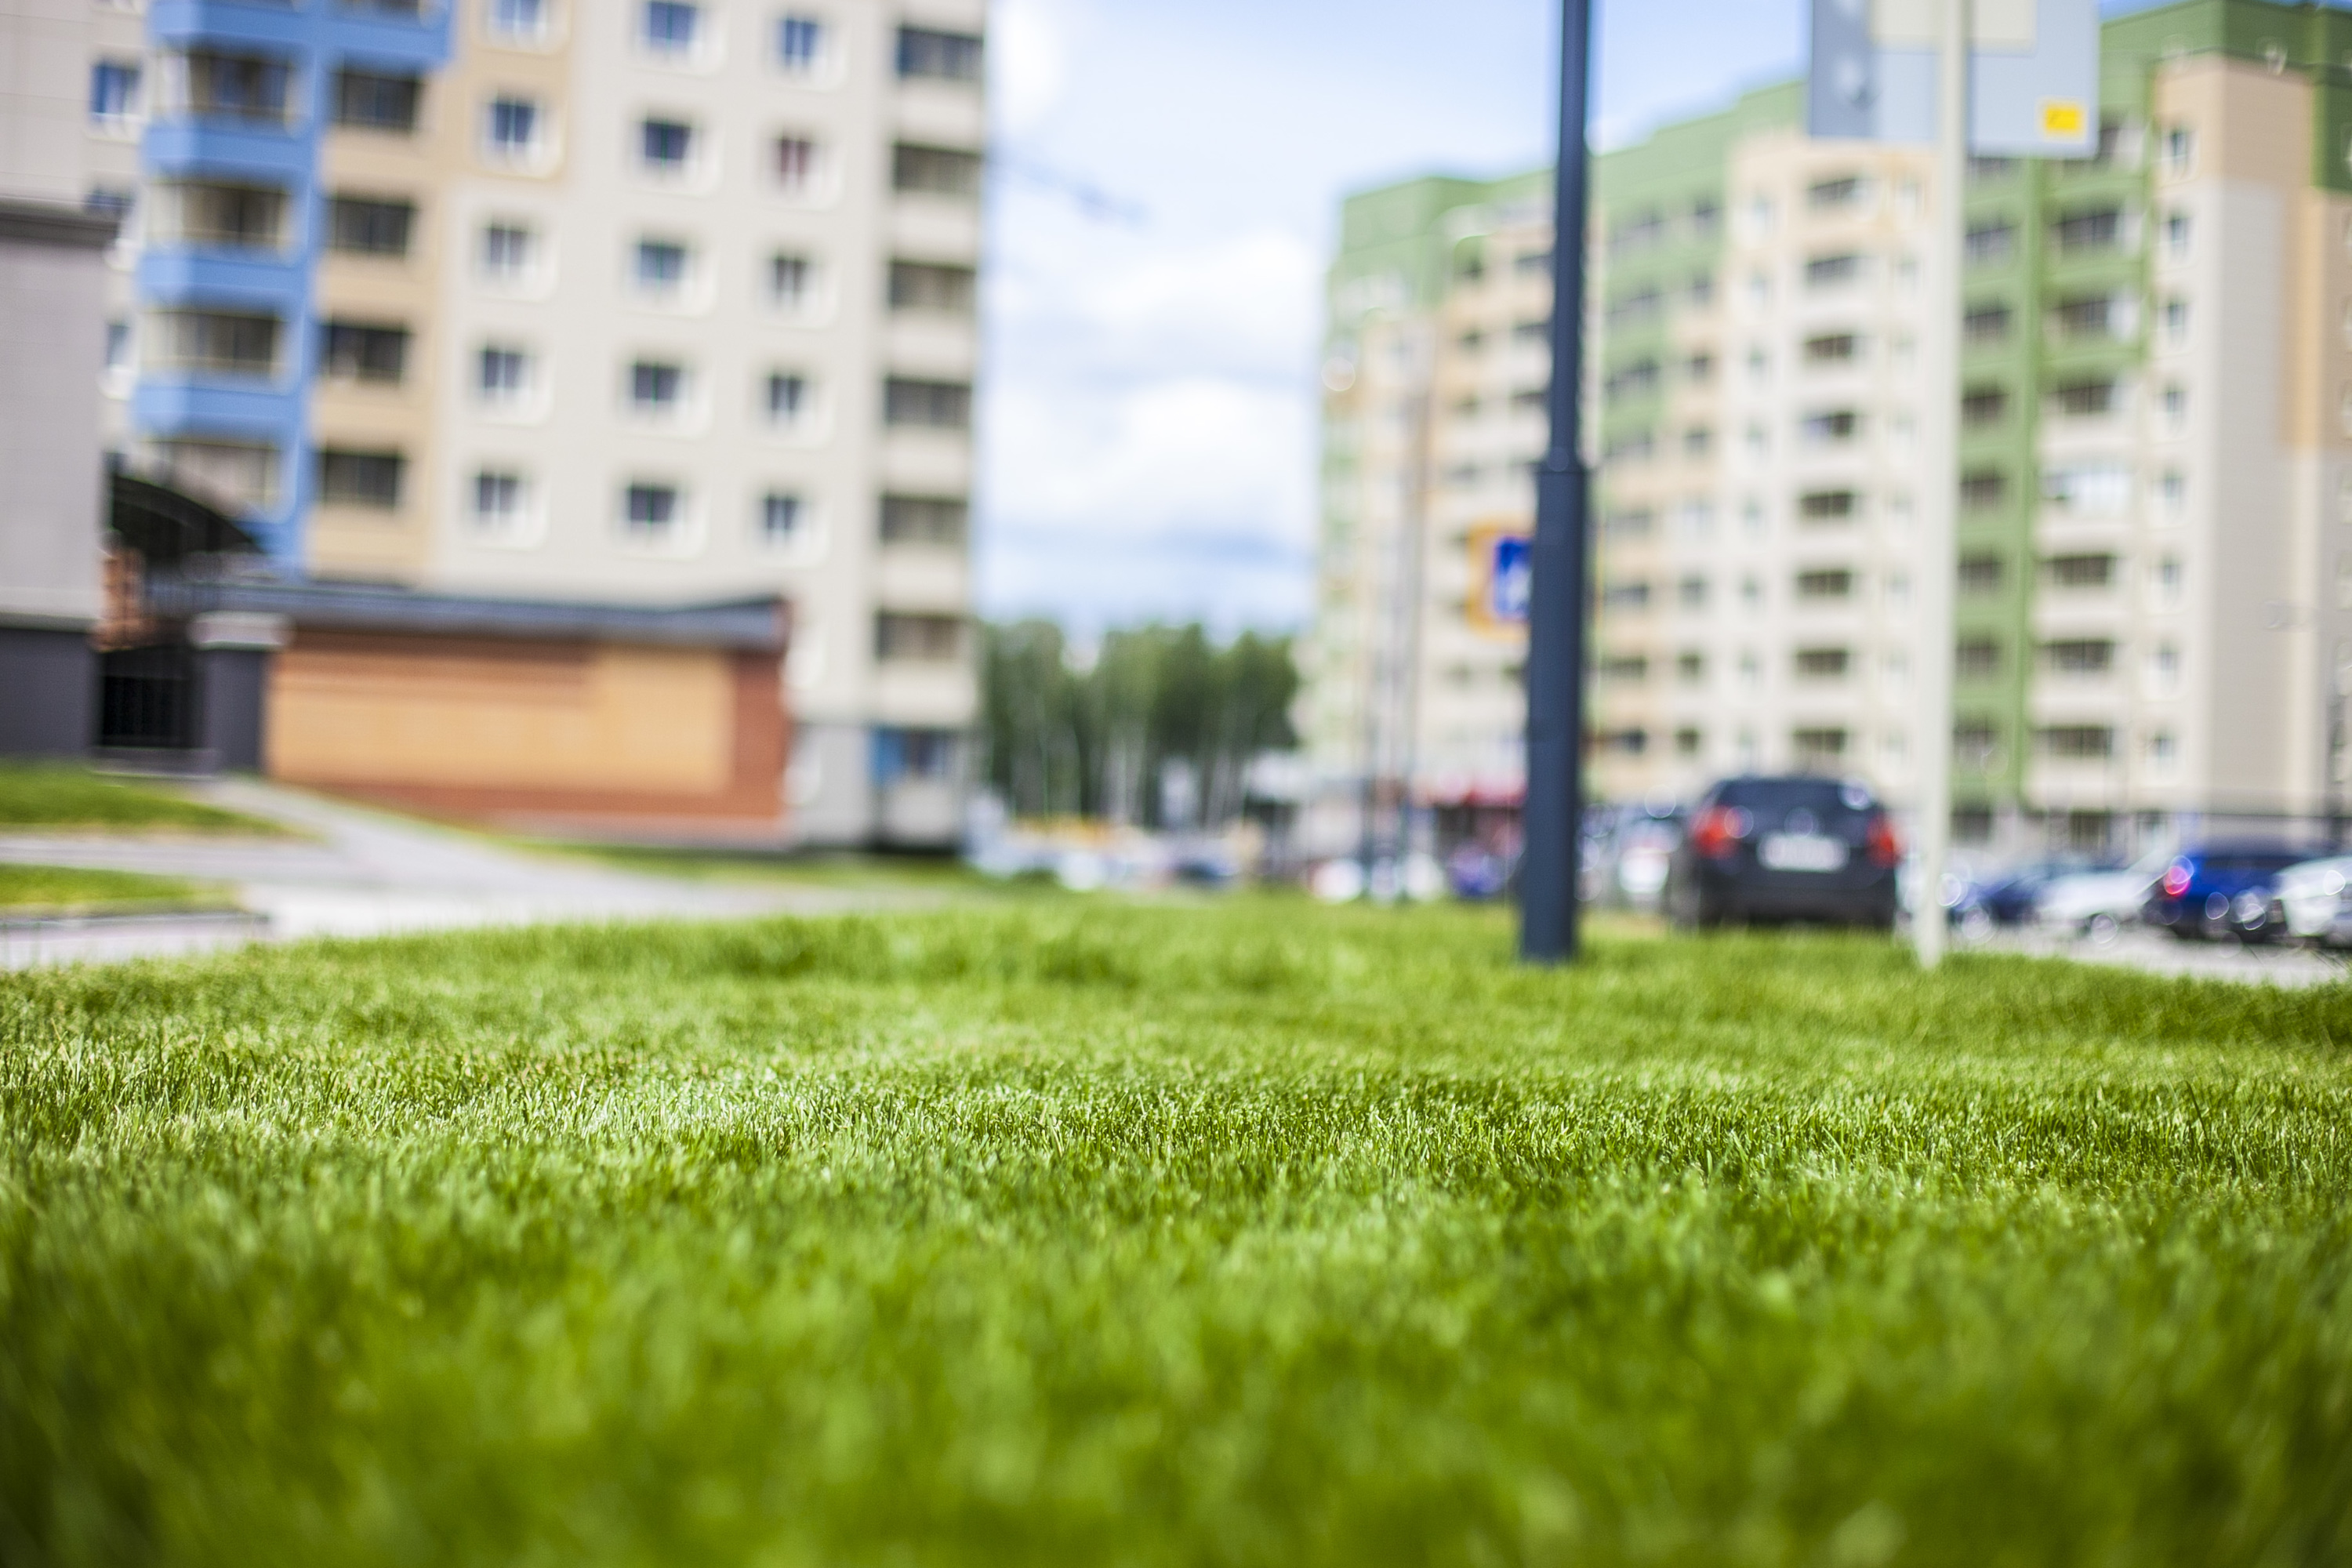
[1519,0,1595,964]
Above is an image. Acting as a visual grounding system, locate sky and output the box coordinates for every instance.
[974,0,1813,637]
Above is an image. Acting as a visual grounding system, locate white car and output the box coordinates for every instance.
[2278,855,2352,947]
[2034,848,2172,942]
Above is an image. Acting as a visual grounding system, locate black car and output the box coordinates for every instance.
[1664,775,1902,929]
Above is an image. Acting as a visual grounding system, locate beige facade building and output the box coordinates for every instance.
[1306,0,2352,870]
[55,0,983,845]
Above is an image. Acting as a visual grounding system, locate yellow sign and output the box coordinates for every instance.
[2040,99,2087,137]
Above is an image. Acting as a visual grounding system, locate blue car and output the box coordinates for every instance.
[2141,844,2310,942]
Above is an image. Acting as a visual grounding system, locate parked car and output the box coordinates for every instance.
[1664,775,1901,929]
[2140,844,2310,942]
[2274,854,2352,948]
[1951,856,2122,931]
[2033,848,2175,942]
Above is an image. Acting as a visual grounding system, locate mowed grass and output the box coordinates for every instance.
[2,903,2349,1567]
[0,864,220,916]
[0,765,283,837]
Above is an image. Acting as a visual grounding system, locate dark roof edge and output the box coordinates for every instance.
[0,199,120,250]
[147,575,790,652]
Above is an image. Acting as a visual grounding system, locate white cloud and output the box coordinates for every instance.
[991,0,1072,135]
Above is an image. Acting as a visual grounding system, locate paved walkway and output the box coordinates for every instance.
[0,780,887,971]
[1965,924,2347,988]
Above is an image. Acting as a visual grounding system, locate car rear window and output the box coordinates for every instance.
[1715,779,1874,817]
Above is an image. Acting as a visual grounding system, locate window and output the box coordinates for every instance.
[1600,507,1653,539]
[488,0,547,39]
[1799,409,1860,444]
[2036,726,2115,760]
[897,25,984,81]
[875,728,957,782]
[1675,728,1703,758]
[1683,352,1714,383]
[1954,722,2000,767]
[333,69,421,132]
[1795,568,1855,601]
[1600,580,1651,611]
[641,118,694,171]
[2163,299,2189,343]
[1599,729,1650,757]
[630,361,684,412]
[1958,555,2005,594]
[317,449,404,509]
[321,321,408,383]
[2044,554,2117,590]
[486,96,541,158]
[1676,499,1715,540]
[2162,125,2195,176]
[104,320,131,375]
[2043,463,2132,514]
[750,256,810,317]
[154,309,278,375]
[84,187,133,224]
[164,181,285,248]
[477,345,529,399]
[883,377,971,429]
[764,372,808,422]
[472,471,529,538]
[775,136,821,191]
[2042,639,2115,675]
[481,222,535,279]
[642,1,698,51]
[887,260,976,314]
[90,60,141,124]
[778,15,824,70]
[1795,647,1851,679]
[1804,252,1862,289]
[2154,557,2183,603]
[1792,728,1849,768]
[1960,386,2009,426]
[2052,378,2119,417]
[1609,211,1665,255]
[1516,249,1554,274]
[2053,294,2114,339]
[155,439,279,510]
[1798,490,1858,523]
[327,195,414,256]
[1606,287,1662,328]
[877,612,963,661]
[176,49,290,124]
[880,494,967,546]
[624,483,681,538]
[1963,301,2013,342]
[1690,197,1721,236]
[1678,574,1708,609]
[1802,332,1857,365]
[1807,175,1863,209]
[1597,654,1648,683]
[1955,637,2002,679]
[1964,220,2016,265]
[2052,206,2123,255]
[1967,156,2017,181]
[634,238,688,292]
[758,492,803,546]
[1955,470,2005,511]
[1602,360,1660,402]
[893,142,982,198]
[1682,426,1712,458]
[1676,652,1706,684]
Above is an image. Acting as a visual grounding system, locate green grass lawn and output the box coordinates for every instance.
[0,764,284,837]
[0,863,221,916]
[3,903,2348,1566]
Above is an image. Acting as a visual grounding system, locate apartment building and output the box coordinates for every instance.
[59,0,982,846]
[1303,0,2352,864]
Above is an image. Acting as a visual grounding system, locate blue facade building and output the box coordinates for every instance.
[133,0,448,564]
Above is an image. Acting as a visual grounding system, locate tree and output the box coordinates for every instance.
[978,620,1299,827]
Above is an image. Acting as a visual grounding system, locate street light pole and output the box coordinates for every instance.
[1912,0,1968,968]
[1520,0,1595,963]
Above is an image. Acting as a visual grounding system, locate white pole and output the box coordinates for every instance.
[1914,0,1967,967]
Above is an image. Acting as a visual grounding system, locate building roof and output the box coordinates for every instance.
[146,575,791,653]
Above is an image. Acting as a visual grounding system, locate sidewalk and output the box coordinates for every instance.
[0,779,898,970]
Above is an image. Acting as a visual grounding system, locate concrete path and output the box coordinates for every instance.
[0,779,891,970]
[1965,924,2347,989]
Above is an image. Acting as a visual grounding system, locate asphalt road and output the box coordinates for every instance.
[0,780,888,971]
